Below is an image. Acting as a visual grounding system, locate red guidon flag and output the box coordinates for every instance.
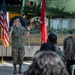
[40,0,48,43]
[0,0,9,47]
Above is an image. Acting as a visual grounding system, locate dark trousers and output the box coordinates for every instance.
[66,60,75,75]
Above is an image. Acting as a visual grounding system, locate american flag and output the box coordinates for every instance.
[0,0,9,46]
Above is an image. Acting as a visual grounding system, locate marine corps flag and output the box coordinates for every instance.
[40,0,48,43]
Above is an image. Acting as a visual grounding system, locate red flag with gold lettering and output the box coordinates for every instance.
[40,0,47,43]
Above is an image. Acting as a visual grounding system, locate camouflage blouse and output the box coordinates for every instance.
[11,25,27,46]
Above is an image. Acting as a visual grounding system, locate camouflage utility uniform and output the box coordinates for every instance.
[55,45,66,63]
[11,25,27,65]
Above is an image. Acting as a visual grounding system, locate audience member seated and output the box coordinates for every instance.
[48,33,66,63]
[64,36,75,74]
[34,42,56,56]
[23,51,69,75]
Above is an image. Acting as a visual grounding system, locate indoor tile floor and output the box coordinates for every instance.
[0,61,31,75]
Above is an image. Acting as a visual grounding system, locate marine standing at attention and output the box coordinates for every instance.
[9,18,31,74]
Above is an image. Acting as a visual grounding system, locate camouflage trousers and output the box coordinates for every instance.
[12,45,25,65]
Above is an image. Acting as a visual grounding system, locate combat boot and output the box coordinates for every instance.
[13,65,17,74]
[18,64,22,74]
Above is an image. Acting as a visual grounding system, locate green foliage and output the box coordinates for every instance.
[30,26,40,34]
[46,0,75,14]
[49,27,75,34]
[1,0,75,17]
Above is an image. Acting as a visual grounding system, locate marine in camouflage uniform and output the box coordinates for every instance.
[10,24,28,74]
[11,25,27,65]
[55,45,66,63]
[9,18,30,74]
[48,33,66,63]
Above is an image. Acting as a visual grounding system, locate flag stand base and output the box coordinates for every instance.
[0,59,5,64]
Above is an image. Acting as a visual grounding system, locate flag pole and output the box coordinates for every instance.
[28,37,30,50]
[6,12,9,56]
[1,28,5,63]
[20,0,25,16]
[1,38,4,63]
